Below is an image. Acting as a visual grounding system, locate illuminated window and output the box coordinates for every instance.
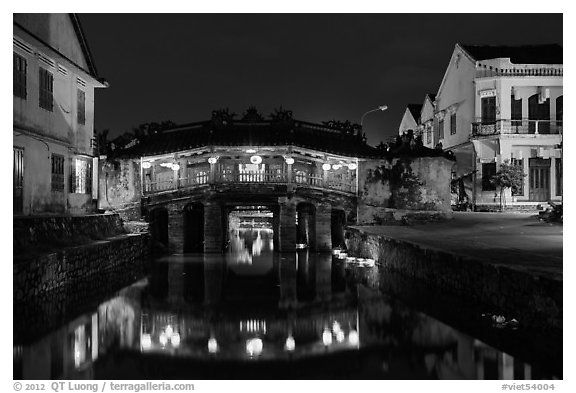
[51,154,65,192]
[13,52,27,99]
[77,89,86,125]
[70,158,92,194]
[39,67,54,111]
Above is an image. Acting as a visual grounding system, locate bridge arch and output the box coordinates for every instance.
[183,202,205,253]
[331,209,347,249]
[149,207,169,252]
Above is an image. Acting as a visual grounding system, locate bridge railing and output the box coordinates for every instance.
[144,169,356,195]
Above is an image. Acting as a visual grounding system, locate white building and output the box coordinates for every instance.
[434,44,562,209]
[398,104,422,136]
[13,14,107,215]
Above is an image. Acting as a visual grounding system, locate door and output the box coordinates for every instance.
[13,147,24,214]
[529,158,551,202]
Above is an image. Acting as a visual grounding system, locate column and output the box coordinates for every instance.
[204,201,223,253]
[167,203,184,254]
[315,202,332,252]
[279,197,296,253]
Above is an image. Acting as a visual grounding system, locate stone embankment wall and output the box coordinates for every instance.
[345,228,562,333]
[13,214,150,304]
[358,156,454,224]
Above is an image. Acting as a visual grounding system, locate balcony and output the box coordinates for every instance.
[143,168,357,195]
[472,119,562,137]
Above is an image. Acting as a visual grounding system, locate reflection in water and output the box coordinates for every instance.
[13,248,559,380]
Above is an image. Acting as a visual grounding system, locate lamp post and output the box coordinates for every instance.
[360,105,388,128]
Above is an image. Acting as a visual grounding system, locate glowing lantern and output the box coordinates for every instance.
[322,163,331,171]
[208,157,218,164]
[141,333,152,350]
[142,161,151,169]
[171,333,181,347]
[285,336,295,351]
[348,163,357,170]
[246,338,263,357]
[171,163,180,171]
[322,328,332,346]
[348,329,359,346]
[250,155,263,165]
[332,164,342,170]
[285,157,295,165]
[208,337,218,353]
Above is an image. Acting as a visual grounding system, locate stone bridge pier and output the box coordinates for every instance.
[148,191,351,254]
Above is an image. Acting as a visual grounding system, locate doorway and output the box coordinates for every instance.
[529,158,551,202]
[184,203,204,253]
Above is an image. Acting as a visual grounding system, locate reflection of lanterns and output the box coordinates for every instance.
[165,325,173,336]
[250,155,263,165]
[348,329,359,346]
[208,157,218,164]
[208,337,218,353]
[246,338,263,357]
[348,163,357,170]
[171,163,180,171]
[322,163,331,171]
[142,161,151,169]
[322,328,333,346]
[285,157,295,165]
[141,333,152,350]
[285,336,295,351]
[159,332,168,346]
[171,333,181,347]
[336,331,345,343]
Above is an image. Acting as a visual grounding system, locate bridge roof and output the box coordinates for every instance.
[109,119,383,159]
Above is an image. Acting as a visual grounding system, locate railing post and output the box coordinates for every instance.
[535,120,539,135]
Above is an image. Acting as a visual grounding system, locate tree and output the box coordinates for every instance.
[490,161,526,210]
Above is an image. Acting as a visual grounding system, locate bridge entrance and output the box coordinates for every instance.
[183,203,204,253]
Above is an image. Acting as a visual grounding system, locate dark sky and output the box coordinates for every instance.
[78,13,562,146]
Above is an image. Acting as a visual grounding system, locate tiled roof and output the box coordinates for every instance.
[461,44,563,64]
[109,120,383,159]
[407,104,423,123]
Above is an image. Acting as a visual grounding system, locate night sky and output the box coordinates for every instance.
[78,13,563,146]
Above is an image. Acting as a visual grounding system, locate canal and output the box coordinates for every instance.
[13,229,560,380]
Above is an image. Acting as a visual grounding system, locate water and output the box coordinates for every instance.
[13,229,560,379]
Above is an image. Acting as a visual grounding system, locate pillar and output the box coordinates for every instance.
[204,201,223,253]
[167,203,184,253]
[315,202,332,252]
[279,197,296,252]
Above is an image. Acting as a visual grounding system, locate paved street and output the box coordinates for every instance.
[353,212,563,281]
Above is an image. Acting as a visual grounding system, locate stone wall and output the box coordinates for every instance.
[358,156,454,224]
[13,233,150,304]
[14,214,125,255]
[98,158,142,212]
[345,228,562,333]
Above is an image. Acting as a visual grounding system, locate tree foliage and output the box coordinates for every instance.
[490,161,526,210]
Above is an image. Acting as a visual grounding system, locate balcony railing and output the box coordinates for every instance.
[472,119,563,137]
[144,169,356,195]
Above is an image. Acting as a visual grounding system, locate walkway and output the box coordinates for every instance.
[352,212,563,282]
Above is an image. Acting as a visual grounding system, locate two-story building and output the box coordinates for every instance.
[432,43,562,209]
[13,14,107,215]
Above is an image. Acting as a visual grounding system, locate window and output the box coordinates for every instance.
[70,158,92,194]
[450,113,456,135]
[482,162,497,191]
[39,67,54,111]
[511,95,522,129]
[77,89,86,125]
[481,96,496,124]
[556,96,563,128]
[511,158,524,196]
[51,154,65,192]
[14,53,27,99]
[555,158,562,196]
[426,123,431,144]
[438,119,444,140]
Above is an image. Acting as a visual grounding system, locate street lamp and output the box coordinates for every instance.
[360,105,388,128]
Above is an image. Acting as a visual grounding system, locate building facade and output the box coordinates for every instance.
[427,44,562,209]
[13,14,107,215]
[398,104,422,136]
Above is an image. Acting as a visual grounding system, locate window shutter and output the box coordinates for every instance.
[69,157,76,193]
